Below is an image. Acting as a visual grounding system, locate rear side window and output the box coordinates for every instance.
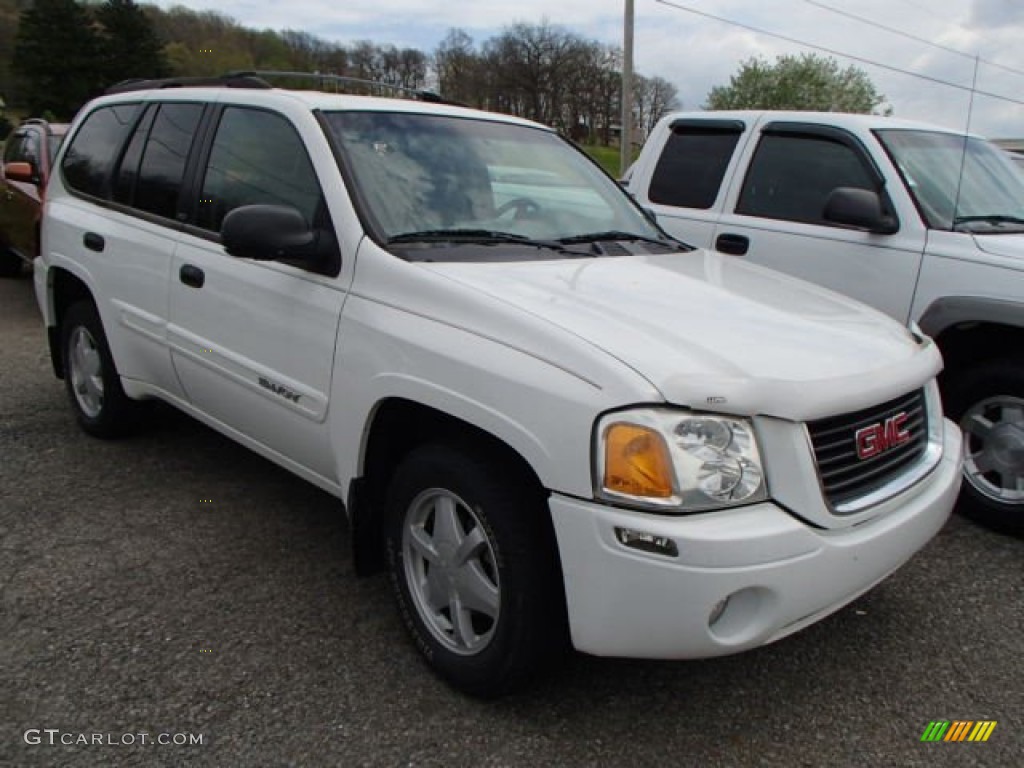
[737,133,876,225]
[648,126,742,209]
[133,103,203,219]
[196,107,321,233]
[61,104,140,198]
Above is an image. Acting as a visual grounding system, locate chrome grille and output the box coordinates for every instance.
[807,389,928,511]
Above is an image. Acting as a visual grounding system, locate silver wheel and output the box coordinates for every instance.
[68,326,105,419]
[401,488,500,656]
[961,395,1024,503]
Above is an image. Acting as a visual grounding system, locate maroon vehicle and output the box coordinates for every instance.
[0,119,69,276]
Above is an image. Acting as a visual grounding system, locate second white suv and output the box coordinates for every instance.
[36,76,961,695]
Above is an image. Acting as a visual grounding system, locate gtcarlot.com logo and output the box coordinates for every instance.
[24,729,204,746]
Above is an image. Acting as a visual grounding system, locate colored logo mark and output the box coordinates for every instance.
[920,721,997,742]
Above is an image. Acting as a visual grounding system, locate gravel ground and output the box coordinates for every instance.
[1,273,1021,768]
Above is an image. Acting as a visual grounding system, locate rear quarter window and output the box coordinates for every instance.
[61,103,141,198]
[648,126,742,209]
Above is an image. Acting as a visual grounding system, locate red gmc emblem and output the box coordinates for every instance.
[855,413,911,460]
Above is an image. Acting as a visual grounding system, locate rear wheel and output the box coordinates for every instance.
[60,301,139,438]
[945,359,1024,534]
[384,442,566,696]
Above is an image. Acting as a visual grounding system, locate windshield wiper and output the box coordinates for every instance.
[557,230,686,249]
[387,229,593,256]
[953,215,1024,230]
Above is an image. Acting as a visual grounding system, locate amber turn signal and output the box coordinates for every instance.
[603,423,674,498]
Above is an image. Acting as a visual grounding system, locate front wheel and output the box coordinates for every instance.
[384,443,566,696]
[945,358,1024,534]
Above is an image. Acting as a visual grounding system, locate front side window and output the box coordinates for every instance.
[197,107,322,232]
[876,129,1024,231]
[648,125,742,209]
[737,132,876,225]
[19,130,41,168]
[324,110,663,254]
[133,103,203,219]
[61,103,140,198]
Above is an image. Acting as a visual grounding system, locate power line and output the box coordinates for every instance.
[653,0,1024,108]
[802,0,1024,79]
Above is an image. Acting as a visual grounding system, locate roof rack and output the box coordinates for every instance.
[225,70,450,104]
[105,74,272,95]
[103,71,451,104]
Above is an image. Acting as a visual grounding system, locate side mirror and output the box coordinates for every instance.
[824,187,898,235]
[221,203,340,276]
[221,204,315,261]
[3,161,38,185]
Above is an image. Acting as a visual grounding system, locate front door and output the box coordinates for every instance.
[713,122,927,324]
[167,105,345,482]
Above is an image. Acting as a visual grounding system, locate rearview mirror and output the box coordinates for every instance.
[824,187,898,235]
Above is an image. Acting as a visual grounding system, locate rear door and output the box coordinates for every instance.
[638,117,749,249]
[56,102,189,395]
[167,104,345,481]
[711,121,927,322]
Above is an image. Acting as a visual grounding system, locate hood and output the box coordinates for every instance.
[424,250,941,421]
[972,232,1024,260]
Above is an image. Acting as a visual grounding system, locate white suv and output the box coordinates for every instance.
[36,76,961,695]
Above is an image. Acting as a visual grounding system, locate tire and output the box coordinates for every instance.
[60,301,139,438]
[944,358,1024,534]
[0,247,22,277]
[384,442,567,696]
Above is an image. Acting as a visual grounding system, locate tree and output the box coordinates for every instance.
[95,0,170,87]
[704,54,887,113]
[13,0,103,118]
[634,74,680,139]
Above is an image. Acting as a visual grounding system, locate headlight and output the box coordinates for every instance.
[595,408,768,512]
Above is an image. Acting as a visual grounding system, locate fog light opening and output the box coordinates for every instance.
[709,596,731,628]
[614,527,679,557]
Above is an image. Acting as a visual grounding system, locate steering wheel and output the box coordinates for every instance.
[494,197,541,220]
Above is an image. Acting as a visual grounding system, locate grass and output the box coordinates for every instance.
[581,144,642,178]
[582,144,629,177]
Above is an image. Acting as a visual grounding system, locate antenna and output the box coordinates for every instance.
[952,55,980,227]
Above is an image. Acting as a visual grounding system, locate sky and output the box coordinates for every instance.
[154,0,1024,138]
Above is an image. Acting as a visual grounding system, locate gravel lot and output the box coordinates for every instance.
[1,273,1021,768]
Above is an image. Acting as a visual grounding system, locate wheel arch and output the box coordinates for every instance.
[47,267,96,379]
[919,297,1024,376]
[348,397,550,576]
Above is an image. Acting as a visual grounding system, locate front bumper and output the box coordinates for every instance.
[549,418,962,658]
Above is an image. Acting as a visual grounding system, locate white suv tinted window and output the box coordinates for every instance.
[61,104,141,198]
[133,103,204,219]
[197,107,321,232]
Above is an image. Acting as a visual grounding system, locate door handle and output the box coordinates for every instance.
[83,232,105,252]
[715,233,749,256]
[179,264,205,289]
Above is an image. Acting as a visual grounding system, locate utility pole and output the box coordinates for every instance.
[621,0,634,176]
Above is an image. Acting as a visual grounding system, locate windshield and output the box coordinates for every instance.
[876,129,1024,232]
[323,111,666,255]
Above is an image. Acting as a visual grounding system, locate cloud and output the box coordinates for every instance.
[153,0,1024,137]
[969,0,1024,28]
